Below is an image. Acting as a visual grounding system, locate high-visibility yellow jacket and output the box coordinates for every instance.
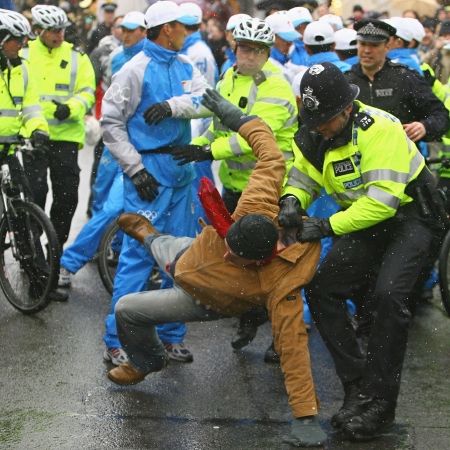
[192,59,298,192]
[282,101,425,235]
[21,38,95,147]
[0,57,48,146]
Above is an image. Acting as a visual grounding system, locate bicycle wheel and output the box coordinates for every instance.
[438,229,450,316]
[97,220,121,295]
[0,200,59,314]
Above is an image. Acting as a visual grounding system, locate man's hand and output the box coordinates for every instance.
[30,130,50,153]
[52,100,71,121]
[201,88,251,132]
[297,217,334,242]
[131,169,160,202]
[171,144,213,165]
[143,101,172,125]
[278,196,305,228]
[403,122,426,142]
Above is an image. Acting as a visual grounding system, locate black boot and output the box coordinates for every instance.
[231,307,268,350]
[331,379,371,429]
[342,398,396,441]
[263,341,280,364]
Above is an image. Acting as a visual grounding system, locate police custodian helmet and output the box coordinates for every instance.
[299,62,360,128]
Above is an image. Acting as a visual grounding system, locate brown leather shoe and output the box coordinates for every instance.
[117,213,159,244]
[107,362,147,385]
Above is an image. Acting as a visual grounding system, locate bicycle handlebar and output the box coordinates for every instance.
[426,156,450,168]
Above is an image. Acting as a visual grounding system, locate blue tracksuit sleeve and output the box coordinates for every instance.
[101,53,148,177]
[167,54,213,119]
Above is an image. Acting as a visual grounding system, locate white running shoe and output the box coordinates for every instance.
[103,347,129,366]
[58,267,72,288]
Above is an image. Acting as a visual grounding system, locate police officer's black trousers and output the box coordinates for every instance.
[23,140,80,250]
[305,204,435,404]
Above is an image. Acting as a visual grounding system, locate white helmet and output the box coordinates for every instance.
[31,5,70,30]
[233,18,274,47]
[0,9,34,38]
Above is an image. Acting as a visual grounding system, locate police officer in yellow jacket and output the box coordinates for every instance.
[21,5,95,252]
[280,63,446,442]
[0,9,48,149]
[168,17,298,213]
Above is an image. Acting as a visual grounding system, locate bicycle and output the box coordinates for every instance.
[0,137,60,314]
[425,155,450,316]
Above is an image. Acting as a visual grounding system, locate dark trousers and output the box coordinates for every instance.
[23,140,80,249]
[306,204,436,403]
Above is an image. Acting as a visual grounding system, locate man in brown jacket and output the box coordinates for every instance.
[107,89,325,447]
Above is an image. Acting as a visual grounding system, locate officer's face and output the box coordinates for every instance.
[357,40,388,72]
[2,36,25,59]
[236,42,269,75]
[40,28,65,48]
[315,104,353,139]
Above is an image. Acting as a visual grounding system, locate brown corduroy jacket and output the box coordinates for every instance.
[174,118,321,418]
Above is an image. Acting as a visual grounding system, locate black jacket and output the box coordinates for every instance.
[346,59,449,141]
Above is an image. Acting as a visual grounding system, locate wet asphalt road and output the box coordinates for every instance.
[0,147,449,449]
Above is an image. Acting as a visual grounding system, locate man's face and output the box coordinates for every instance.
[422,27,434,46]
[357,40,388,72]
[166,21,186,51]
[121,26,146,48]
[274,35,291,55]
[314,105,352,139]
[235,41,269,75]
[103,10,115,27]
[112,17,123,41]
[40,28,65,48]
[2,36,25,59]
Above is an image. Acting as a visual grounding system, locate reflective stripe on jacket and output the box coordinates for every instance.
[192,59,298,192]
[282,101,425,235]
[21,39,95,146]
[0,58,48,143]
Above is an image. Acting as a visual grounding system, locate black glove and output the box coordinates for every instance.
[171,144,213,165]
[143,101,172,125]
[297,217,334,242]
[131,169,160,202]
[278,196,306,228]
[30,130,50,153]
[201,88,253,132]
[52,100,71,121]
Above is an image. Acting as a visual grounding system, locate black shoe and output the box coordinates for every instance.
[331,380,371,429]
[231,323,258,350]
[342,398,395,441]
[263,342,280,364]
[48,289,69,302]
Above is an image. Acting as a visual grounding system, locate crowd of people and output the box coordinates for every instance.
[1,0,450,447]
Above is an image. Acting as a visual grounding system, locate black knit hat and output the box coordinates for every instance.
[225,214,278,260]
[299,62,359,128]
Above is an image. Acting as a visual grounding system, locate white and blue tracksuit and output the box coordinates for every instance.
[308,51,351,73]
[290,39,310,67]
[60,40,146,274]
[221,46,235,76]
[387,48,423,75]
[181,31,219,230]
[91,39,146,215]
[101,39,210,348]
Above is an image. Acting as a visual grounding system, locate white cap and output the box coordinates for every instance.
[265,11,300,42]
[145,1,192,28]
[226,13,251,31]
[288,7,312,28]
[385,17,413,42]
[291,67,308,97]
[121,11,146,30]
[303,21,335,46]
[404,17,425,42]
[318,14,343,31]
[178,2,202,25]
[334,28,357,50]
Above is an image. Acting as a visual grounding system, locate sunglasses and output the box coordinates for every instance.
[237,44,267,56]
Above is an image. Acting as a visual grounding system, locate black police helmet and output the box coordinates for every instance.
[299,62,359,128]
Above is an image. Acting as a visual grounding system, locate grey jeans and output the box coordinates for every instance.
[115,234,224,373]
